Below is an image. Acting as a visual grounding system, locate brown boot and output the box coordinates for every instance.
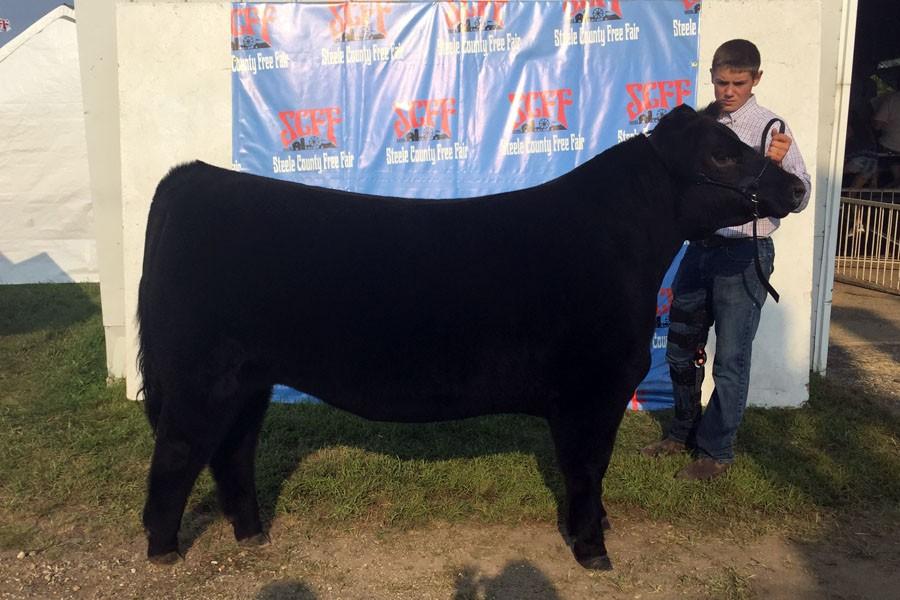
[675,457,730,481]
[640,438,687,458]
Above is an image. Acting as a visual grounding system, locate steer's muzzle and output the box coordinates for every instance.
[792,182,806,208]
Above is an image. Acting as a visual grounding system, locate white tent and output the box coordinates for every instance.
[0,5,96,284]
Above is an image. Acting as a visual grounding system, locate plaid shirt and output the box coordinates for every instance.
[714,96,811,238]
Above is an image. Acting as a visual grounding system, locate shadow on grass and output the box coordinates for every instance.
[247,561,564,598]
[452,560,562,599]
[0,283,99,337]
[747,293,900,516]
[739,375,900,511]
[255,579,318,599]
[176,403,568,559]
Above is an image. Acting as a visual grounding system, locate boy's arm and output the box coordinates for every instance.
[766,132,792,164]
[766,127,811,212]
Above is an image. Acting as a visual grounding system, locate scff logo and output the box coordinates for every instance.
[393,99,457,142]
[329,2,392,42]
[279,108,342,150]
[443,1,508,33]
[510,89,573,134]
[564,0,622,23]
[625,80,691,123]
[231,5,275,50]
[656,288,673,317]
[683,0,702,14]
[656,287,673,328]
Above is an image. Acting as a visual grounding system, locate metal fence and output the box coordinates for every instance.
[835,189,900,295]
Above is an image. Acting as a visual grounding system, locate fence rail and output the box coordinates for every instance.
[835,189,900,295]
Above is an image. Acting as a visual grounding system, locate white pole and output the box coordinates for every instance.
[811,0,859,374]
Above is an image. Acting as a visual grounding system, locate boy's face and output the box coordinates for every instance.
[710,67,761,113]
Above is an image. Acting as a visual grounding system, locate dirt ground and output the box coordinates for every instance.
[826,282,900,411]
[2,512,899,600]
[2,282,898,600]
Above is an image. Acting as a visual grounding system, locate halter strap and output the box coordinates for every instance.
[691,118,786,303]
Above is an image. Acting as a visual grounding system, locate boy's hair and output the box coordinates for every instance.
[711,39,761,74]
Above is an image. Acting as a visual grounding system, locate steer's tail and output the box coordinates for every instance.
[138,163,196,431]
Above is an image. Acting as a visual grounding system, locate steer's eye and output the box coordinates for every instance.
[710,153,738,168]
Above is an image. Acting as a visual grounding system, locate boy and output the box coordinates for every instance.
[640,39,811,479]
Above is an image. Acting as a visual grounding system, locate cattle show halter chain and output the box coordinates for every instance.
[689,117,786,303]
[750,118,786,303]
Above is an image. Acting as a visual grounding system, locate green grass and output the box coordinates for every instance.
[0,284,150,549]
[1,283,899,551]
[680,566,754,600]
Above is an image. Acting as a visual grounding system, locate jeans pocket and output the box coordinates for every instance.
[723,242,756,263]
[725,240,774,264]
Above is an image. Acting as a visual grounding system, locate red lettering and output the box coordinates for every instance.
[625,83,643,121]
[279,112,296,147]
[329,5,347,39]
[657,288,673,316]
[509,89,574,131]
[231,7,253,37]
[231,6,276,44]
[259,5,276,45]
[549,89,574,129]
[443,1,508,30]
[393,110,411,140]
[279,108,342,148]
[625,80,692,121]
[393,98,457,139]
[673,79,692,107]
[329,2,392,40]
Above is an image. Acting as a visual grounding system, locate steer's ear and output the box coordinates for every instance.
[655,103,695,131]
[671,103,696,116]
[648,103,697,172]
[700,101,720,117]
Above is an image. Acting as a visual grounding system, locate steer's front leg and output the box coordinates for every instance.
[548,399,628,570]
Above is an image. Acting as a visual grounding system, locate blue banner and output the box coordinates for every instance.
[232,0,701,410]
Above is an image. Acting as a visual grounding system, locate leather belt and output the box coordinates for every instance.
[694,235,763,248]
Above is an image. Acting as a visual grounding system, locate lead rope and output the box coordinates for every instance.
[754,118,785,303]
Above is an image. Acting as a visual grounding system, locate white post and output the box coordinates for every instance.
[811,0,859,374]
[74,0,127,379]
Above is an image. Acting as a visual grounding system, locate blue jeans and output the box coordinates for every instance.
[665,237,774,463]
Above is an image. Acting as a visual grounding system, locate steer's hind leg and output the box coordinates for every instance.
[143,409,213,563]
[549,400,628,571]
[143,383,246,562]
[209,386,271,545]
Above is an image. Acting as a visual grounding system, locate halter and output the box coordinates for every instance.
[693,159,770,201]
[688,118,786,303]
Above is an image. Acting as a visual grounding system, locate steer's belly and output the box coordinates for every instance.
[274,341,554,423]
[315,390,542,423]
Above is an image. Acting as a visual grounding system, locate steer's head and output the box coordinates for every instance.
[648,104,806,240]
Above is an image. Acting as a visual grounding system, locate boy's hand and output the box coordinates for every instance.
[766,132,793,165]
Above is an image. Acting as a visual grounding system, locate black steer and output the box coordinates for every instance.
[138,104,804,569]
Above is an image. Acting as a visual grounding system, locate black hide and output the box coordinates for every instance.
[138,104,804,569]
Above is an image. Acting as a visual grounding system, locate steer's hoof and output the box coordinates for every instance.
[148,550,182,566]
[601,516,612,531]
[237,532,271,547]
[578,553,613,571]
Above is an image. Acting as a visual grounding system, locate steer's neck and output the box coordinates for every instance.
[599,135,687,274]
